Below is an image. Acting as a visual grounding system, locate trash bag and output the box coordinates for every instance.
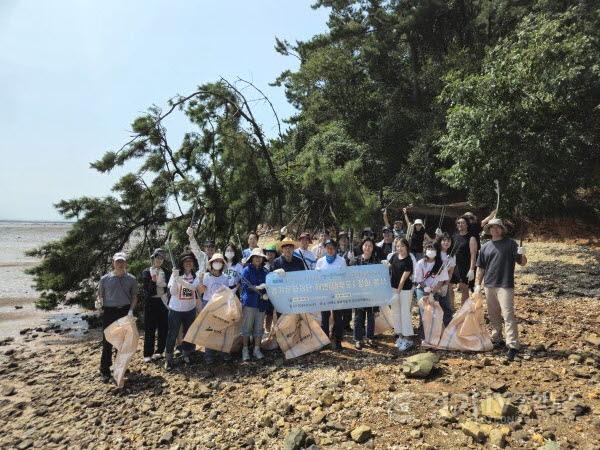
[260,332,279,351]
[437,292,493,352]
[184,287,243,353]
[374,305,395,335]
[272,313,330,359]
[418,294,444,348]
[104,315,139,388]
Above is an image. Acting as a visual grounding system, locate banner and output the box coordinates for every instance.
[265,265,393,314]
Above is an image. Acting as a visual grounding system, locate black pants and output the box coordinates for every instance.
[143,297,169,357]
[321,311,345,341]
[341,309,353,332]
[100,305,129,375]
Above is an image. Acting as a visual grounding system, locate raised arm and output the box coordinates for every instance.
[481,209,497,227]
[383,208,391,228]
[403,207,412,229]
[187,227,207,272]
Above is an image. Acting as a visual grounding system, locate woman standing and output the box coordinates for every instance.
[389,238,415,351]
[165,253,202,370]
[223,243,243,291]
[353,238,379,350]
[403,207,433,260]
[437,233,457,310]
[141,249,171,362]
[240,248,269,361]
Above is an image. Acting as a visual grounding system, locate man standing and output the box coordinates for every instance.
[475,218,527,361]
[294,232,317,270]
[96,252,138,383]
[376,226,395,260]
[273,237,306,273]
[311,230,330,260]
[242,231,259,260]
[453,216,479,302]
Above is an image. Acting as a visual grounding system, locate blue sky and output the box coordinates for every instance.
[0,1,329,221]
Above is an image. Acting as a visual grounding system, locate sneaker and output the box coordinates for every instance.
[355,341,362,350]
[242,347,250,362]
[396,337,413,352]
[334,340,343,352]
[506,348,518,362]
[493,340,506,350]
[151,353,164,360]
[253,347,264,360]
[165,354,175,371]
[365,339,375,348]
[143,356,152,363]
[100,372,111,384]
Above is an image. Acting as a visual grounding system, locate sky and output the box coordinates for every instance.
[0,1,330,221]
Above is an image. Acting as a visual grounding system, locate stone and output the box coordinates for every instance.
[410,429,422,439]
[538,441,561,450]
[159,431,173,445]
[518,404,537,418]
[584,333,600,347]
[312,409,326,424]
[490,381,507,393]
[460,420,489,443]
[350,425,372,443]
[480,395,518,420]
[1,385,16,396]
[402,353,439,378]
[16,440,33,450]
[438,406,457,423]
[489,427,510,448]
[568,354,584,364]
[282,428,307,450]
[320,392,336,407]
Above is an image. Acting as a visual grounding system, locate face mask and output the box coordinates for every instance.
[212,262,223,271]
[325,254,336,264]
[426,250,437,259]
[225,251,235,260]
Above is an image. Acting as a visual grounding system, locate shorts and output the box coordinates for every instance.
[241,306,265,338]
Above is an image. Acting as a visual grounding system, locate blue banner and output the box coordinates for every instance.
[265,265,394,314]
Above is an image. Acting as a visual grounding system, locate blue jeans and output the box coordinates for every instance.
[353,308,375,341]
[165,309,196,355]
[416,288,454,338]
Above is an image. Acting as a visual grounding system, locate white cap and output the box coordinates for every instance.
[414,219,424,226]
[112,252,127,261]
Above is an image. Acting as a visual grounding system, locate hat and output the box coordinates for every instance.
[414,219,424,226]
[151,248,165,258]
[324,239,337,248]
[247,248,268,261]
[180,252,196,264]
[208,253,225,264]
[338,231,348,239]
[463,211,476,219]
[382,226,392,233]
[362,227,374,236]
[113,252,127,262]
[264,244,278,253]
[298,232,312,241]
[278,237,298,249]
[484,218,507,233]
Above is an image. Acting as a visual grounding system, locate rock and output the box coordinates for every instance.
[402,352,439,378]
[568,354,584,364]
[410,429,422,439]
[312,409,326,424]
[538,441,561,450]
[320,392,336,407]
[565,401,590,418]
[460,420,489,443]
[159,431,173,445]
[350,425,372,443]
[490,381,507,393]
[584,333,600,347]
[518,404,537,418]
[1,385,16,396]
[438,406,457,423]
[489,427,510,448]
[16,440,33,450]
[480,395,518,420]
[282,428,307,450]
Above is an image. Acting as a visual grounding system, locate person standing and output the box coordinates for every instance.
[141,248,170,363]
[453,216,478,303]
[311,230,330,260]
[383,208,406,240]
[315,239,347,351]
[294,232,317,270]
[403,207,432,260]
[376,226,395,260]
[353,238,379,350]
[389,238,415,351]
[240,248,269,361]
[242,231,259,261]
[475,218,527,361]
[414,243,452,328]
[97,252,138,383]
[223,243,243,291]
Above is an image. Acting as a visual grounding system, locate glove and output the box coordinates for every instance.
[274,269,286,277]
[467,269,475,281]
[127,309,134,317]
[424,286,432,294]
[474,285,482,294]
[381,260,391,268]
[186,226,194,237]
[435,228,443,237]
[261,294,269,301]
[94,298,103,310]
[172,268,180,277]
[150,267,158,277]
[517,247,526,255]
[391,292,400,303]
[280,226,288,235]
[256,283,267,291]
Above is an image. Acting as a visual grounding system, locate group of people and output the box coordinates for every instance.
[96,206,527,383]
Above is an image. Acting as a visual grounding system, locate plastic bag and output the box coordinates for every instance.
[374,305,395,335]
[418,294,444,348]
[260,332,279,351]
[104,315,139,388]
[184,287,243,353]
[437,292,493,352]
[272,313,330,359]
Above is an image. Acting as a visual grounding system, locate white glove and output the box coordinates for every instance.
[172,268,180,277]
[467,269,475,281]
[517,247,526,255]
[424,286,432,294]
[186,226,195,237]
[274,269,286,277]
[347,251,355,260]
[435,228,443,237]
[95,298,103,309]
[381,260,391,268]
[127,309,134,317]
[261,294,269,301]
[256,283,267,291]
[474,285,482,294]
[280,226,288,235]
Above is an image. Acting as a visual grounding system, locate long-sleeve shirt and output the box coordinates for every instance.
[168,272,200,312]
[189,236,208,275]
[240,265,268,311]
[315,255,347,271]
[141,267,171,301]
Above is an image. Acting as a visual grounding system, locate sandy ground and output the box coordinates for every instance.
[0,239,598,449]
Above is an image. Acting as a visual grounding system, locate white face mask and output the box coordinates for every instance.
[212,262,223,271]
[225,251,235,260]
[426,250,437,259]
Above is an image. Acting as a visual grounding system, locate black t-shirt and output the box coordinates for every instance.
[390,254,413,290]
[453,232,472,273]
[476,238,522,288]
[379,241,394,260]
[410,227,426,253]
[272,255,306,272]
[469,223,482,250]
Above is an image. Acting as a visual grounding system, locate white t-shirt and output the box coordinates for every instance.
[315,255,347,271]
[168,272,200,312]
[413,259,449,289]
[294,248,317,270]
[223,262,243,288]
[202,273,230,303]
[441,252,456,269]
